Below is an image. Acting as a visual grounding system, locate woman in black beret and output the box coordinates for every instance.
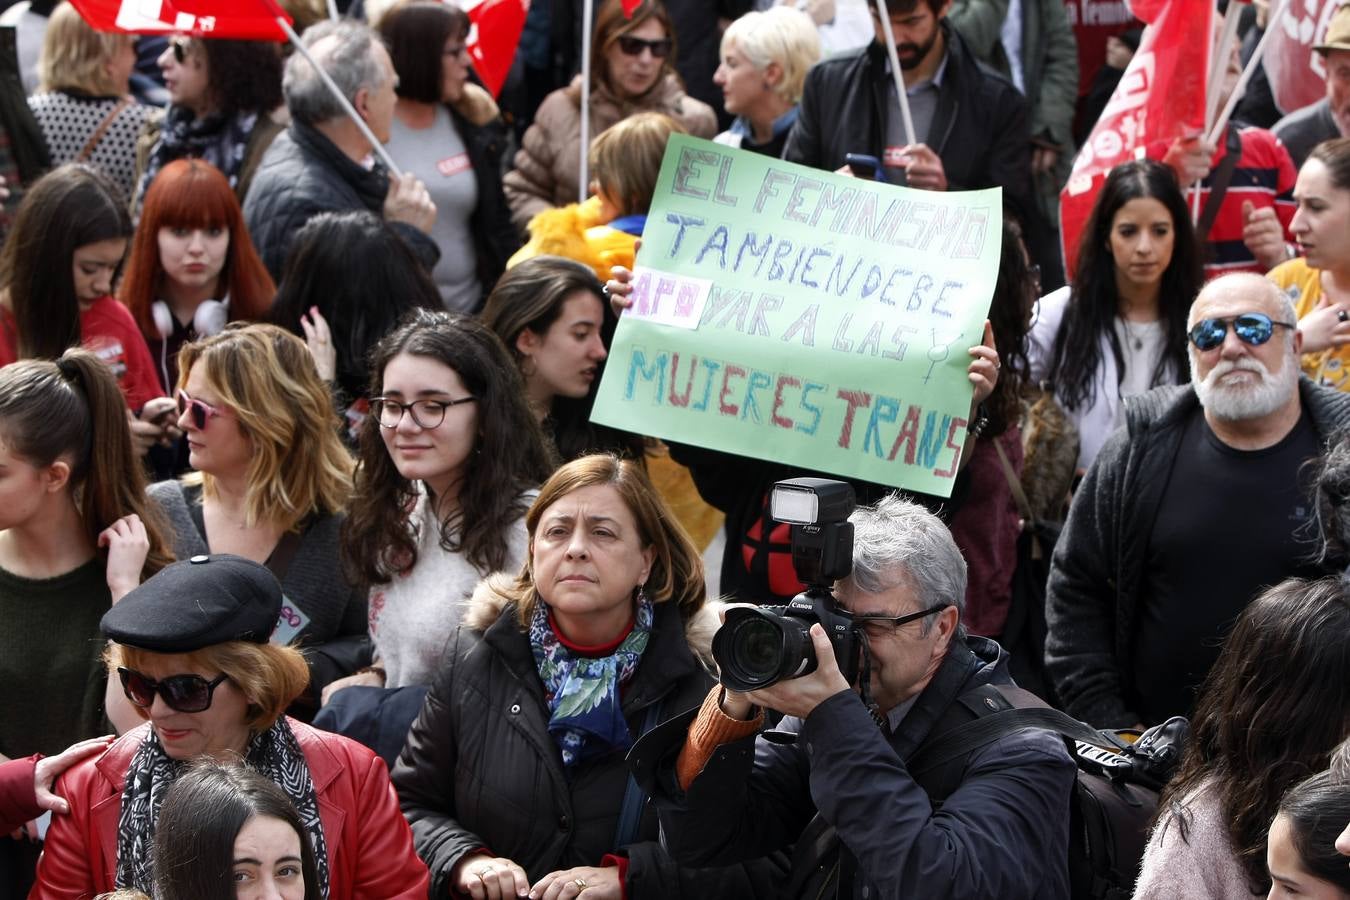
[30,555,430,900]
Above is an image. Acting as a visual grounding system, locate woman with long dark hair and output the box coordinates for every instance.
[269,211,442,438]
[0,165,162,413]
[1132,576,1350,898]
[1028,159,1203,471]
[328,311,554,696]
[481,254,644,463]
[119,159,276,394]
[945,215,1037,639]
[0,349,171,891]
[153,762,321,900]
[1267,768,1350,899]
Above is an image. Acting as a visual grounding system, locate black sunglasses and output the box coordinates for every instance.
[616,35,672,58]
[170,37,193,65]
[1188,313,1297,352]
[118,667,229,713]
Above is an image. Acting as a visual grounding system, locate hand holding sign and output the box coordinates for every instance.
[591,136,1002,498]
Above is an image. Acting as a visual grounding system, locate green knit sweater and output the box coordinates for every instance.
[0,558,110,758]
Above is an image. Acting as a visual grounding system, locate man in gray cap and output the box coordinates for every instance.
[1274,4,1350,168]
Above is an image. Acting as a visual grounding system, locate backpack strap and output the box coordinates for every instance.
[908,685,1131,780]
[612,697,667,850]
[1195,124,1244,244]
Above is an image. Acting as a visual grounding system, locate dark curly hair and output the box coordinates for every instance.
[984,215,1036,436]
[1153,576,1350,894]
[1048,159,1202,412]
[198,39,283,118]
[342,310,557,584]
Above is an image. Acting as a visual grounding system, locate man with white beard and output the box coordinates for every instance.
[1044,273,1350,729]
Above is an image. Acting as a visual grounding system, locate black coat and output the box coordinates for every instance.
[391,581,786,899]
[243,120,441,282]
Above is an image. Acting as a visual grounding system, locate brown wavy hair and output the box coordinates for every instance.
[342,310,555,585]
[586,0,677,97]
[119,160,275,343]
[1152,576,1350,893]
[509,454,705,628]
[0,349,172,576]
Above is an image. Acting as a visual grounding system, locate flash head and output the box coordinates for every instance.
[770,478,856,526]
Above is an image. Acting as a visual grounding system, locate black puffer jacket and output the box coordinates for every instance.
[243,120,440,281]
[391,575,786,899]
[784,25,1031,208]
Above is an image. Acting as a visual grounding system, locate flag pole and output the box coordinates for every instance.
[1206,0,1287,145]
[276,17,402,177]
[1205,1,1244,135]
[579,0,594,202]
[873,0,916,147]
[327,0,339,20]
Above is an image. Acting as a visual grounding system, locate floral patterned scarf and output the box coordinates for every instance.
[529,595,653,770]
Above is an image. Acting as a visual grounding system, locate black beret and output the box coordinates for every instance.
[101,554,282,653]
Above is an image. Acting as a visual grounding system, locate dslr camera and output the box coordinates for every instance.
[712,478,861,692]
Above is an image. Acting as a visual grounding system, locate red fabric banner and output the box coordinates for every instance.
[1058,0,1212,279]
[464,0,529,98]
[1265,0,1337,116]
[68,0,290,40]
[621,0,643,16]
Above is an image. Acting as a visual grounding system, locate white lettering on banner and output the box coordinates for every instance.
[1069,49,1155,176]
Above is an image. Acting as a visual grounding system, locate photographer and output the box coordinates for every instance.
[631,495,1076,899]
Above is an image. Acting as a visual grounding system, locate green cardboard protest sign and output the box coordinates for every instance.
[591,135,1002,498]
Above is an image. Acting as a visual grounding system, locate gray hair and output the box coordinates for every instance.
[847,494,966,635]
[282,20,388,126]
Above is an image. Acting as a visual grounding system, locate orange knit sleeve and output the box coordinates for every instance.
[674,685,764,791]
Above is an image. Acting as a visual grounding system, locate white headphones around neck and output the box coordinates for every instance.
[151,298,229,340]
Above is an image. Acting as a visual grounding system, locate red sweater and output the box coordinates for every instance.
[0,297,162,411]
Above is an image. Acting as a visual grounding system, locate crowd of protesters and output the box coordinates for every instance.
[0,0,1349,897]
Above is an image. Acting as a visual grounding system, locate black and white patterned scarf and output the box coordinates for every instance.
[133,105,257,215]
[114,718,331,897]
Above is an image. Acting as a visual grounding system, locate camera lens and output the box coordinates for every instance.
[729,617,784,683]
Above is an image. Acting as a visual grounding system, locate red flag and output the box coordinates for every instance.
[67,0,290,40]
[621,0,642,16]
[1059,0,1212,279]
[464,0,529,98]
[1266,0,1338,116]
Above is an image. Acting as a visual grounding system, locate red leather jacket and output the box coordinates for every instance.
[29,720,429,900]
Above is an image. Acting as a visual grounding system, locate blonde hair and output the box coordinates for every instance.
[720,7,822,105]
[177,323,354,532]
[589,112,687,216]
[510,454,706,628]
[108,641,310,733]
[38,2,135,95]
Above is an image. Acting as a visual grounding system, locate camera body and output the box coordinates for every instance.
[712,478,860,692]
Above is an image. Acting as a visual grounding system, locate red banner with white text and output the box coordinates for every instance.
[68,0,289,40]
[1265,0,1338,116]
[464,0,529,98]
[1059,0,1211,278]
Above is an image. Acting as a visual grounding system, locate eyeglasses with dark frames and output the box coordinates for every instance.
[842,604,949,638]
[372,396,476,430]
[118,667,229,713]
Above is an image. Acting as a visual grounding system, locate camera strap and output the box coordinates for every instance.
[612,697,667,850]
[856,639,887,730]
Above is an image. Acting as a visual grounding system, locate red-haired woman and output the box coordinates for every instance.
[118,159,275,394]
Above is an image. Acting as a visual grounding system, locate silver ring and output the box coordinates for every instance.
[1339,309,1348,323]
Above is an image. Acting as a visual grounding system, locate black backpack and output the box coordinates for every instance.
[908,684,1189,900]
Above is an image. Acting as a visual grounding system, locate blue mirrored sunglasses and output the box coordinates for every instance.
[1188,313,1296,352]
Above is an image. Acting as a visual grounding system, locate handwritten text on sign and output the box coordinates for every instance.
[592,136,1002,497]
